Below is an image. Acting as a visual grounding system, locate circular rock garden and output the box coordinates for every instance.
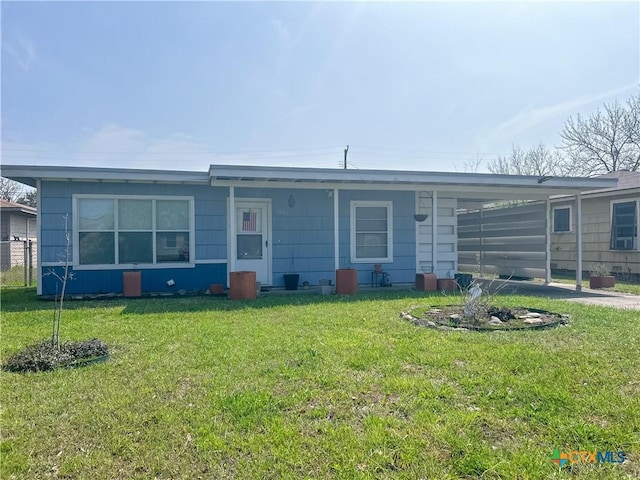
[402,305,569,331]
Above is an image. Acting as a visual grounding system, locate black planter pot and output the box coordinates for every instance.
[454,273,473,290]
[283,273,300,291]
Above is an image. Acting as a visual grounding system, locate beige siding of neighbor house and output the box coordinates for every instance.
[8,215,36,240]
[551,191,640,276]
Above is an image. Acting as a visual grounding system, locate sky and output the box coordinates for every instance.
[2,1,639,173]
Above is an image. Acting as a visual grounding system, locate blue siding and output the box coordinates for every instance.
[236,188,335,286]
[40,181,228,264]
[39,180,418,294]
[236,187,416,286]
[41,264,227,296]
[338,190,416,285]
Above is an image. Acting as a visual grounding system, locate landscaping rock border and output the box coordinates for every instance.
[401,305,569,331]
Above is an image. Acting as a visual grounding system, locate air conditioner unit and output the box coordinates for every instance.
[615,239,633,249]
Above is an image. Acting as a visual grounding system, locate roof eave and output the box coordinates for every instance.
[208,164,618,191]
[0,165,210,186]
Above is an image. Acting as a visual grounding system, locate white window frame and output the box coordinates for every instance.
[610,199,639,251]
[72,194,195,270]
[552,205,572,233]
[350,200,393,263]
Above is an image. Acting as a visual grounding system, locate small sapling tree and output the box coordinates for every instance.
[44,214,74,350]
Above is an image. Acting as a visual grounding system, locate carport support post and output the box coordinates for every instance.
[545,199,551,284]
[576,192,583,292]
[479,206,484,278]
[432,191,438,276]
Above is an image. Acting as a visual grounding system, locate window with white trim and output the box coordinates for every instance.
[610,200,638,250]
[552,206,571,233]
[350,201,393,263]
[75,196,193,266]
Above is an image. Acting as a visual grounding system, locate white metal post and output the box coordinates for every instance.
[36,179,42,295]
[545,199,551,284]
[432,191,438,276]
[576,192,582,291]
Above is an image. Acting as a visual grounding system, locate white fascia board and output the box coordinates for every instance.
[208,164,618,191]
[210,178,592,200]
[0,164,210,186]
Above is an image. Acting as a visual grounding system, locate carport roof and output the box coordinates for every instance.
[0,164,618,206]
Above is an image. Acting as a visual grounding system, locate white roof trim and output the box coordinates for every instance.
[0,165,210,187]
[209,164,617,191]
[1,163,619,193]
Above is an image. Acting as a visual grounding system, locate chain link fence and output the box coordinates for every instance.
[1,240,37,286]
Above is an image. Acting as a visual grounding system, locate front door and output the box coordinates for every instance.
[233,200,271,285]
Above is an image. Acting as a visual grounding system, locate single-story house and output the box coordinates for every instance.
[0,199,37,272]
[0,164,617,296]
[458,170,639,281]
[549,170,639,279]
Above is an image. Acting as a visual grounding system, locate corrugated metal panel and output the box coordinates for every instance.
[458,203,546,277]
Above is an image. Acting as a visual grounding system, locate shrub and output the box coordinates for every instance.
[3,339,109,373]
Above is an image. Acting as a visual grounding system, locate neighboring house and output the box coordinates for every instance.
[549,170,639,279]
[0,164,615,296]
[458,171,639,281]
[0,199,37,271]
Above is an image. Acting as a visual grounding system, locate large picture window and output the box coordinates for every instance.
[350,201,393,263]
[610,200,638,251]
[74,196,193,266]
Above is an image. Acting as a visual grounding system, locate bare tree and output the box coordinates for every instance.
[0,177,23,202]
[17,190,37,208]
[455,154,484,173]
[559,93,640,176]
[487,144,565,176]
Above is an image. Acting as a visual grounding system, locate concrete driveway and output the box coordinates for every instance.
[479,279,640,310]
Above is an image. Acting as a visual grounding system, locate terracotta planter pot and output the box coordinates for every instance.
[209,284,224,295]
[123,271,141,297]
[415,273,437,291]
[589,275,615,289]
[336,269,358,295]
[229,271,257,300]
[437,278,458,292]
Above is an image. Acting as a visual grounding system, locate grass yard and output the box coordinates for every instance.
[1,287,639,479]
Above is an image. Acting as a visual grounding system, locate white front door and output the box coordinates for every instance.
[233,200,271,285]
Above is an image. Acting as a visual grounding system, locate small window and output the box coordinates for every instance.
[553,207,571,233]
[350,201,393,263]
[611,201,638,250]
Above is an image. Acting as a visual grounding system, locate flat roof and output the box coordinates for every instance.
[1,164,618,206]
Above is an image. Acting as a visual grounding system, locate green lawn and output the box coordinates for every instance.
[1,288,639,479]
